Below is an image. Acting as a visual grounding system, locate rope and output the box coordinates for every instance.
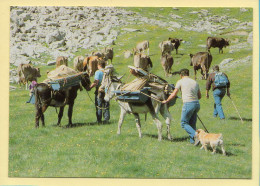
[86,90,109,110]
[140,91,164,103]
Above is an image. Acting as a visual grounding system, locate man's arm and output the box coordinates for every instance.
[90,79,99,89]
[227,88,230,97]
[205,73,212,98]
[162,88,179,104]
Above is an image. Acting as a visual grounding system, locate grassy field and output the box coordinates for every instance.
[9,7,252,178]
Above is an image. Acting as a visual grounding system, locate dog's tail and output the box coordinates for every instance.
[219,133,223,140]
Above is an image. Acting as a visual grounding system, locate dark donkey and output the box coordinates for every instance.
[34,73,91,128]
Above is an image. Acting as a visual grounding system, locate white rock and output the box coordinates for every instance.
[247,31,253,46]
[47,61,56,66]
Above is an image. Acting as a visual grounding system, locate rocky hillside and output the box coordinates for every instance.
[10,6,253,84]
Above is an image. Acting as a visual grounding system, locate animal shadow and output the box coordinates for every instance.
[53,120,114,128]
[171,71,181,76]
[144,134,189,142]
[215,148,236,157]
[228,117,252,122]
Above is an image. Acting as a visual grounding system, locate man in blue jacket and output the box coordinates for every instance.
[90,60,110,124]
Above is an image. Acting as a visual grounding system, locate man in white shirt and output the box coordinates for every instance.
[162,69,201,144]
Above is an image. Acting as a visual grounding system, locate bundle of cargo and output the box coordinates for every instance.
[44,65,86,91]
[114,66,177,106]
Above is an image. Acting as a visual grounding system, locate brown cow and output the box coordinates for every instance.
[189,52,212,80]
[135,40,149,55]
[161,54,174,77]
[133,53,153,72]
[83,56,106,76]
[56,56,68,67]
[17,64,41,89]
[207,37,230,54]
[159,40,175,56]
[168,38,183,54]
[73,56,85,72]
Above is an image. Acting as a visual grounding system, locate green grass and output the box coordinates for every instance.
[9,7,252,178]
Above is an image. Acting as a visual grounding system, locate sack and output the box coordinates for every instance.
[214,72,229,87]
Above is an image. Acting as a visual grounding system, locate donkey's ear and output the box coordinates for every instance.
[117,74,124,80]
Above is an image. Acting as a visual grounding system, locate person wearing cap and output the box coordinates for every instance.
[206,65,230,120]
[162,68,201,144]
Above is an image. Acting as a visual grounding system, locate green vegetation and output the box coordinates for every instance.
[9,7,252,178]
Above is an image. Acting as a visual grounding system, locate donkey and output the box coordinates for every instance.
[101,69,173,141]
[34,73,91,128]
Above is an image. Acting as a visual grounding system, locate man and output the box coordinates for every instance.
[162,69,201,144]
[90,60,110,124]
[206,65,230,120]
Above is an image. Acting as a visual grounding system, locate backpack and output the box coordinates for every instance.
[214,72,229,87]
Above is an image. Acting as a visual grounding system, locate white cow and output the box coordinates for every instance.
[159,40,175,56]
[135,40,150,55]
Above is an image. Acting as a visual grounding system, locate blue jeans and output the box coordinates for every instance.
[95,92,110,122]
[181,101,200,143]
[213,88,226,119]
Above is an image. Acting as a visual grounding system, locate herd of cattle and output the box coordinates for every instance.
[17,36,230,89]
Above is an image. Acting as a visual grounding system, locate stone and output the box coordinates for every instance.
[47,61,56,66]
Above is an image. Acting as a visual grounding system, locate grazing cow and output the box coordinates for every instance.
[133,53,153,72]
[73,56,85,72]
[161,54,174,77]
[190,52,212,80]
[101,71,175,141]
[17,64,41,90]
[135,40,149,55]
[34,73,91,128]
[168,38,183,54]
[83,56,106,76]
[206,37,230,54]
[102,47,114,63]
[159,40,175,56]
[56,56,68,67]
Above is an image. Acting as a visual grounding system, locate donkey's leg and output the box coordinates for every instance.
[160,104,172,140]
[147,99,162,141]
[35,107,42,128]
[67,102,74,127]
[41,105,48,127]
[57,106,64,126]
[117,107,127,135]
[133,113,142,138]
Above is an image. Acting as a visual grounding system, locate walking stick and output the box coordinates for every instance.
[228,96,244,124]
[197,115,209,133]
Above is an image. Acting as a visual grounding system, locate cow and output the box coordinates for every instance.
[135,40,149,55]
[189,52,212,80]
[101,69,175,141]
[34,73,91,128]
[161,54,174,77]
[168,38,183,54]
[102,47,114,63]
[206,37,230,54]
[158,40,175,56]
[56,56,68,67]
[83,56,106,76]
[133,53,153,72]
[73,56,85,72]
[17,64,41,90]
